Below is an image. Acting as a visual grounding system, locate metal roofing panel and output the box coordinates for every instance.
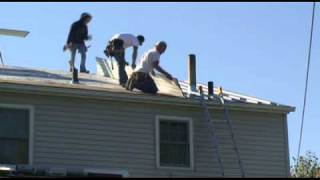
[0,29,29,38]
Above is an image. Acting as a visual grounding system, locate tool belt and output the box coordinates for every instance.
[104,38,124,57]
[132,72,151,83]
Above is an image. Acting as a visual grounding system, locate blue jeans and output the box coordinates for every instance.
[126,72,158,94]
[69,43,87,71]
[113,50,128,85]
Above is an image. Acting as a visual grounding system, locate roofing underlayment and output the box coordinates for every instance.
[0,58,294,111]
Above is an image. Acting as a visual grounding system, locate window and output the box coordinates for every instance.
[156,116,194,170]
[0,106,31,165]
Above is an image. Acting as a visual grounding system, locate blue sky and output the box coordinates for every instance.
[0,2,319,165]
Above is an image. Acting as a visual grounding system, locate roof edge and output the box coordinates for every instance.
[0,80,295,114]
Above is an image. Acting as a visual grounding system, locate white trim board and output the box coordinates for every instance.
[0,103,34,166]
[0,82,295,114]
[155,115,194,171]
[83,168,129,177]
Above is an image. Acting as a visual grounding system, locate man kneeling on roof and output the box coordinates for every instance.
[126,41,173,94]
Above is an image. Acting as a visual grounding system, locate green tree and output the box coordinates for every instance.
[291,151,320,178]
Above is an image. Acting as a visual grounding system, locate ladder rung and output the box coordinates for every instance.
[199,91,245,177]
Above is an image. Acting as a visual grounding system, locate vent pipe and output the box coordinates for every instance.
[208,81,214,99]
[188,54,197,93]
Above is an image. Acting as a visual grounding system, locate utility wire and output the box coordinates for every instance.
[297,1,316,161]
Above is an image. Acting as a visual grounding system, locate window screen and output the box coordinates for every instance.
[0,107,29,164]
[159,120,190,168]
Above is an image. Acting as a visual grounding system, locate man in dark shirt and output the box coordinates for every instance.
[64,12,92,73]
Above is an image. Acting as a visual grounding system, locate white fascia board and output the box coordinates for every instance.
[0,81,296,114]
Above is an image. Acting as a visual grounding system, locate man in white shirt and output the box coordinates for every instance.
[126,41,173,94]
[104,33,145,86]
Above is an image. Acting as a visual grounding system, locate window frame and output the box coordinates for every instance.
[155,115,194,170]
[0,103,34,166]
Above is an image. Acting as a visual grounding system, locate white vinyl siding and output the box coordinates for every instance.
[0,92,289,177]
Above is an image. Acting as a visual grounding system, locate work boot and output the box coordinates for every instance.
[80,69,90,73]
[80,66,90,74]
[71,67,78,74]
[70,67,77,72]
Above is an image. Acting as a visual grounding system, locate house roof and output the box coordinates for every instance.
[0,64,295,114]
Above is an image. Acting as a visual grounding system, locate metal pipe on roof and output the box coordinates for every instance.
[208,81,214,99]
[188,54,197,93]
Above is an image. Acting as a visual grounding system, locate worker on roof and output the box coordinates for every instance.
[104,33,145,87]
[126,41,173,94]
[63,12,92,74]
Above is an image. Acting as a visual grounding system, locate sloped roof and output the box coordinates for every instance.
[0,64,295,113]
[97,57,294,109]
